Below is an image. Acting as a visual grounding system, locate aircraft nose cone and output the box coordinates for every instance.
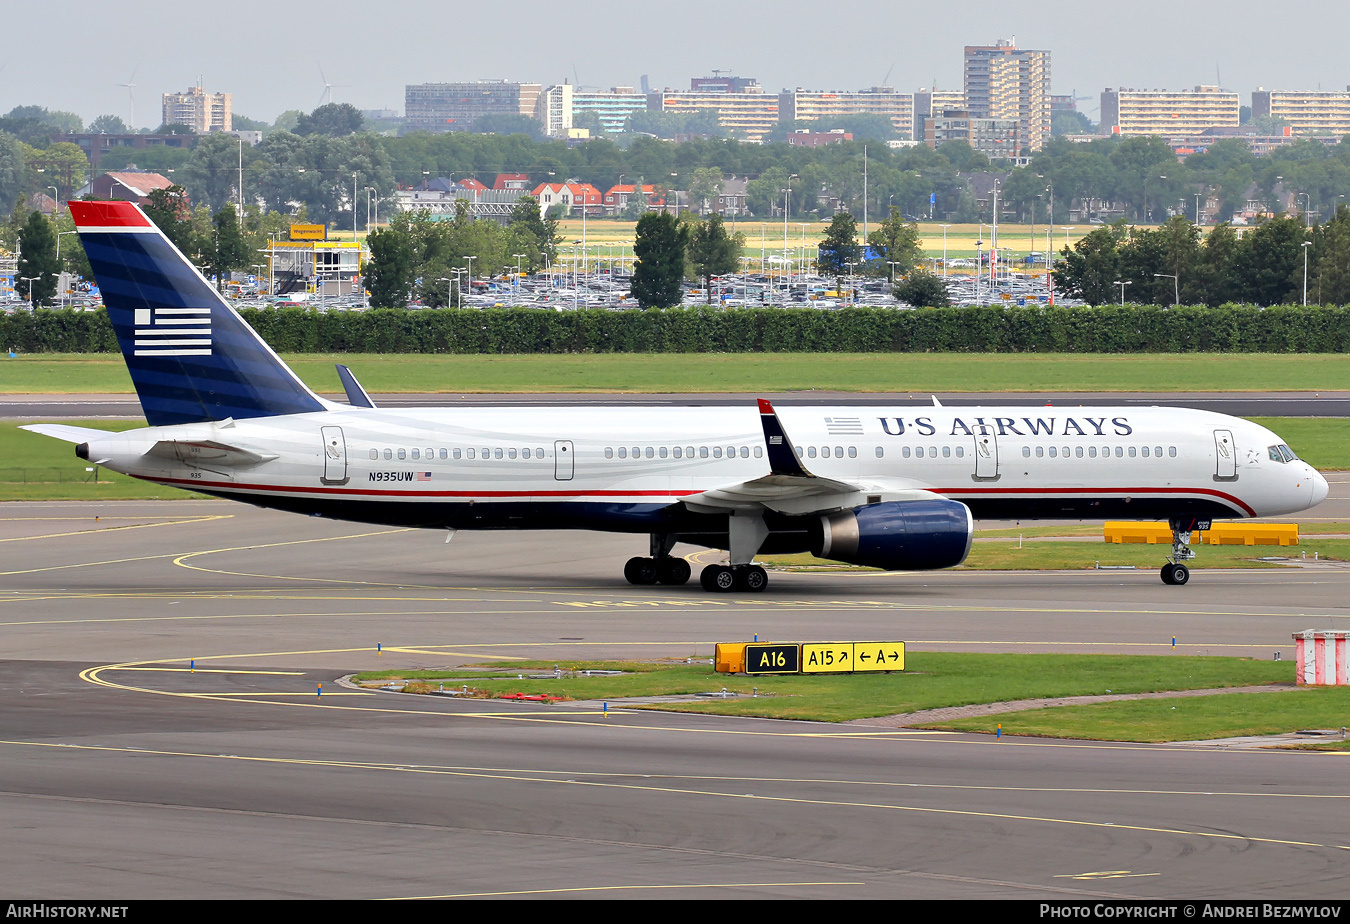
[1311,468,1329,506]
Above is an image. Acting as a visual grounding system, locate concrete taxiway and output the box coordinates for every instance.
[2,492,1349,899]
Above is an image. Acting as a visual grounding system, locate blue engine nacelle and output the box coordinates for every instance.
[812,499,973,570]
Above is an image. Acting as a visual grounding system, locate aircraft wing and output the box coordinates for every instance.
[681,399,944,515]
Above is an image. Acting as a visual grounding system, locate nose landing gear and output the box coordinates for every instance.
[1160,518,1208,585]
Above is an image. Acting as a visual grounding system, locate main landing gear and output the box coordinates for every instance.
[624,533,692,586]
[1160,517,1208,586]
[624,518,772,593]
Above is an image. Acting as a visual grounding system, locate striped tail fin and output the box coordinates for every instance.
[69,200,325,426]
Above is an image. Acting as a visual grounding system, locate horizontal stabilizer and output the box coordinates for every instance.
[19,424,114,443]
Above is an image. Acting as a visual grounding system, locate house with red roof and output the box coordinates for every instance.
[531,181,603,217]
[493,173,532,191]
[86,171,177,206]
[603,184,665,215]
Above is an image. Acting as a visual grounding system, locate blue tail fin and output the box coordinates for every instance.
[70,200,325,426]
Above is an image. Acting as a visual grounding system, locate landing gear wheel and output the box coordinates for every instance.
[624,556,659,585]
[736,565,769,593]
[657,558,691,585]
[700,564,736,592]
[1161,563,1189,586]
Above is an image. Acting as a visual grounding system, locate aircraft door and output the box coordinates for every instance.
[554,440,574,481]
[321,426,349,484]
[1214,429,1237,480]
[973,428,999,481]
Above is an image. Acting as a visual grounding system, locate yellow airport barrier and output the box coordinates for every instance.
[1103,522,1196,544]
[1103,521,1298,546]
[1202,523,1299,546]
[715,642,746,674]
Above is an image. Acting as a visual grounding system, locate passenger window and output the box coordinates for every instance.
[618,447,627,459]
[943,446,951,458]
[646,447,654,459]
[440,448,448,460]
[660,447,668,458]
[741,446,750,459]
[1022,446,1031,458]
[369,449,378,460]
[426,448,433,459]
[467,448,476,460]
[875,446,884,458]
[807,446,816,458]
[902,446,911,458]
[1036,446,1044,458]
[1169,447,1177,457]
[1049,446,1057,458]
[955,446,964,457]
[755,446,763,458]
[452,448,461,460]
[411,449,420,460]
[398,449,406,460]
[605,448,614,459]
[508,448,517,459]
[1154,446,1163,458]
[1088,447,1097,458]
[1115,446,1123,458]
[714,447,723,459]
[494,448,503,460]
[383,449,392,460]
[1142,446,1149,458]
[1075,446,1083,458]
[522,448,531,459]
[673,446,683,459]
[847,446,856,458]
[701,447,710,459]
[916,446,925,458]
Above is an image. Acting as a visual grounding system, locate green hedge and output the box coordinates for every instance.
[4,304,1350,354]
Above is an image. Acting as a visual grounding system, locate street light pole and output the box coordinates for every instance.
[939,224,951,277]
[1114,280,1131,305]
[1154,273,1179,307]
[1303,240,1313,305]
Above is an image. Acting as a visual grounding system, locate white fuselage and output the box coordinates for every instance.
[80,403,1327,532]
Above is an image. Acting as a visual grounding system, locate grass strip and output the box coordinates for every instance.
[352,653,1292,726]
[6,353,1350,395]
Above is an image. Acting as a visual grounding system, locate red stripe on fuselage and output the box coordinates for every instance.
[934,485,1255,517]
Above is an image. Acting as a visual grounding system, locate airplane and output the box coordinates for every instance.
[23,200,1329,591]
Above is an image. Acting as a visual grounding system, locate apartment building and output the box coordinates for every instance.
[405,81,543,133]
[777,87,914,138]
[1101,86,1240,136]
[963,40,1050,150]
[161,85,231,133]
[1251,88,1350,136]
[648,79,779,142]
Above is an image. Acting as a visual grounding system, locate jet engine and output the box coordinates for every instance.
[812,499,973,570]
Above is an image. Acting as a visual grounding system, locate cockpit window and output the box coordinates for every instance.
[1269,445,1282,462]
[1279,444,1297,463]
[1268,444,1298,463]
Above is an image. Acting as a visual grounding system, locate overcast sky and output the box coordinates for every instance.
[9,1,1350,126]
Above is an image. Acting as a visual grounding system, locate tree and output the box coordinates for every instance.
[295,103,364,137]
[364,225,414,308]
[505,195,558,270]
[623,177,649,220]
[0,131,27,213]
[1051,224,1125,305]
[687,167,722,215]
[25,142,88,201]
[631,212,689,309]
[204,204,249,291]
[865,207,923,277]
[15,211,58,305]
[472,113,544,140]
[89,114,129,134]
[893,270,950,307]
[687,213,742,302]
[141,186,197,256]
[181,132,248,212]
[817,212,859,277]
